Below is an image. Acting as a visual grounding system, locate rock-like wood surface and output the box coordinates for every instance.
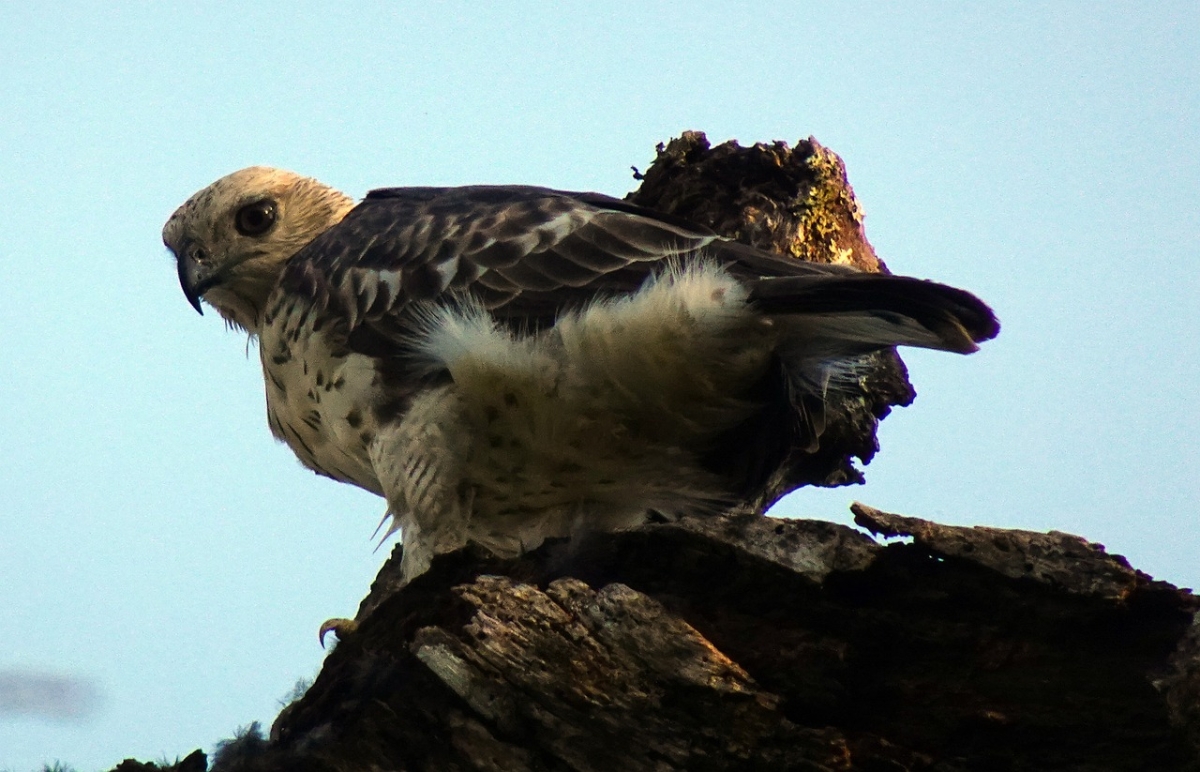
[175,509,1199,771]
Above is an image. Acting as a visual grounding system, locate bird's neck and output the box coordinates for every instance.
[204,268,282,334]
[210,189,358,333]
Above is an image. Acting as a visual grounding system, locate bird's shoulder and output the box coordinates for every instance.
[266,183,853,349]
[269,186,715,330]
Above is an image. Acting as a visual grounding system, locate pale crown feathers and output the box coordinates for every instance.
[162,166,355,332]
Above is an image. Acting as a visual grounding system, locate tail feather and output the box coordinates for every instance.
[747,274,999,355]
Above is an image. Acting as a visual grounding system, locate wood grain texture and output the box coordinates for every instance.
[206,510,1200,771]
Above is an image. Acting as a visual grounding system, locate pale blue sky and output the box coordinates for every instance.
[1,3,1197,770]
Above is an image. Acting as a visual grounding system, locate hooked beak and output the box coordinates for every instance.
[176,248,218,316]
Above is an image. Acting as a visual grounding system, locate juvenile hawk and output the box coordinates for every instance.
[163,167,998,583]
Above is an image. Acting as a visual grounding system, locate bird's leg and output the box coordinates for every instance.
[317,508,400,647]
[319,390,474,646]
[373,385,475,579]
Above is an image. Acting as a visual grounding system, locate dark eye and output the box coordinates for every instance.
[235,200,277,236]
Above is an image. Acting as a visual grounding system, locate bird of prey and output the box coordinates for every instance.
[163,167,998,584]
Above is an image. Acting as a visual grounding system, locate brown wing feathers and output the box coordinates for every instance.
[284,185,997,357]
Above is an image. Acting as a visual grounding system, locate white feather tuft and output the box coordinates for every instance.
[383,262,781,573]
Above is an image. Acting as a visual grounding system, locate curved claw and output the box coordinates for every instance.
[318,617,358,648]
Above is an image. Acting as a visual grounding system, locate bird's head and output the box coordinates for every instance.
[162,166,356,332]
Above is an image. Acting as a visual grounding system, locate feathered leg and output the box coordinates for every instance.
[319,385,474,647]
[369,384,476,583]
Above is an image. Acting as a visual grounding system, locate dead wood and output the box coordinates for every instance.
[207,508,1200,771]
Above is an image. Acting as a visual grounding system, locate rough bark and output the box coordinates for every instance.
[128,507,1200,771]
[105,135,1200,770]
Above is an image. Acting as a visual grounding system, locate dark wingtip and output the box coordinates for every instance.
[933,291,999,354]
[953,292,1000,345]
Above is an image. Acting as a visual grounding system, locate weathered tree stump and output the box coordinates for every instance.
[194,506,1199,771]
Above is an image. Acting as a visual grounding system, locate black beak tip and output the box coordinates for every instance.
[176,255,206,316]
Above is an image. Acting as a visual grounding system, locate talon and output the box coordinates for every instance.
[319,617,358,648]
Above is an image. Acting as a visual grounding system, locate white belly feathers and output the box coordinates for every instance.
[260,263,779,573]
